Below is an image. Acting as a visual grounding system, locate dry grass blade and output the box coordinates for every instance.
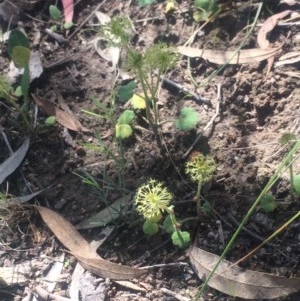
[177,45,282,65]
[189,246,300,299]
[35,206,146,280]
[275,51,300,67]
[257,10,291,74]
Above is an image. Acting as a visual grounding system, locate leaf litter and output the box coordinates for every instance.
[32,94,91,132]
[35,205,146,280]
[177,45,283,65]
[0,137,30,184]
[257,10,291,74]
[189,245,300,299]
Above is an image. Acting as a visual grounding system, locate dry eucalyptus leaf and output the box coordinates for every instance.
[35,206,146,280]
[257,10,291,74]
[0,137,30,184]
[77,255,146,280]
[35,206,98,257]
[32,94,90,132]
[177,46,282,65]
[257,10,291,49]
[9,189,46,203]
[189,246,300,299]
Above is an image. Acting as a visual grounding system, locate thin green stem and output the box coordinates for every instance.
[150,69,163,127]
[288,142,295,195]
[196,181,202,200]
[168,210,186,247]
[137,68,152,125]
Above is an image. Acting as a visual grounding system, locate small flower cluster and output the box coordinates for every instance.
[135,179,172,222]
[185,152,216,184]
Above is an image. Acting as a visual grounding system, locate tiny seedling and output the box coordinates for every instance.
[49,4,73,31]
[7,29,32,129]
[193,0,219,22]
[135,179,190,248]
[260,193,277,213]
[279,132,300,195]
[45,116,57,126]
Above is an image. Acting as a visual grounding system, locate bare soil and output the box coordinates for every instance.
[1,0,300,300]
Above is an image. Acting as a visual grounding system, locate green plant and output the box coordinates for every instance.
[193,0,219,22]
[81,93,128,202]
[135,179,190,248]
[6,29,32,129]
[49,4,73,31]
[0,76,14,102]
[185,152,216,209]
[260,193,277,212]
[102,17,200,149]
[279,132,299,195]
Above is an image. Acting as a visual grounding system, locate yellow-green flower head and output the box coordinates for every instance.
[185,152,216,183]
[135,179,172,222]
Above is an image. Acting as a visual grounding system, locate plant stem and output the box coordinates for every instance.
[168,210,186,247]
[137,68,164,153]
[288,141,295,196]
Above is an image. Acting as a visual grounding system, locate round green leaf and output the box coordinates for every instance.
[49,5,62,20]
[293,174,300,195]
[175,107,199,131]
[279,133,296,145]
[8,30,30,58]
[193,10,210,22]
[131,94,146,109]
[115,123,133,139]
[171,230,190,248]
[45,116,56,125]
[163,215,175,234]
[143,220,159,235]
[260,194,277,212]
[12,46,30,68]
[194,0,218,12]
[63,22,74,30]
[118,81,136,103]
[50,25,58,32]
[117,110,135,124]
[15,86,23,96]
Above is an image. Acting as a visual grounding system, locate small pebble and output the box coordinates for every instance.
[278,267,288,275]
[286,246,292,252]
